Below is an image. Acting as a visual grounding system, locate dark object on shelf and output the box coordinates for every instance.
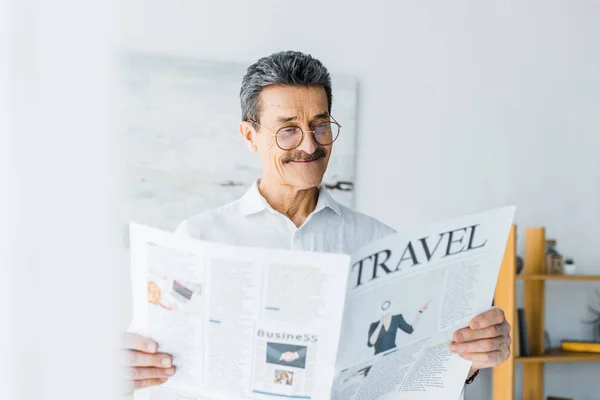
[583,288,600,341]
[514,311,520,356]
[518,308,530,356]
[545,239,563,274]
[516,255,524,274]
[546,397,573,400]
[544,331,552,352]
[563,258,576,274]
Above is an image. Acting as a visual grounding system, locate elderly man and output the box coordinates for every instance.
[122,51,511,394]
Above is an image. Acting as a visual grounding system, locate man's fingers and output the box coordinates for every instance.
[119,333,173,394]
[125,366,176,381]
[457,345,511,367]
[122,332,158,354]
[458,350,501,363]
[450,307,512,370]
[132,378,169,390]
[454,321,510,343]
[122,349,173,368]
[451,336,509,354]
[469,307,505,330]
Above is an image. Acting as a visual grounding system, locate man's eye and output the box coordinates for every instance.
[279,127,299,136]
[312,122,330,130]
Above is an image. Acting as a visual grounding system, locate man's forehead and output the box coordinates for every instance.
[259,85,328,121]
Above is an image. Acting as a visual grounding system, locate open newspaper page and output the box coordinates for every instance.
[331,207,515,400]
[129,223,351,400]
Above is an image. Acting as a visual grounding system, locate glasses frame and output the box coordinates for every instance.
[248,115,342,151]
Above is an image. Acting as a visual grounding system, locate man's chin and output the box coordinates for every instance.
[284,174,325,190]
[280,160,328,188]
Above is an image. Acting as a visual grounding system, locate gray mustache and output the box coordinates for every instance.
[284,147,327,163]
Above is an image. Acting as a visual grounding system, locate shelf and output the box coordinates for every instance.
[516,349,600,363]
[493,227,600,400]
[516,274,600,281]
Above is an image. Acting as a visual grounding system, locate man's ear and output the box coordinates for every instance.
[239,121,257,152]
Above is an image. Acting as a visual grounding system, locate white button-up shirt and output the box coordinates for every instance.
[174,180,467,400]
[176,180,395,253]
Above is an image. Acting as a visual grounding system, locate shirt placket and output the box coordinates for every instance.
[274,211,302,250]
[272,207,319,251]
[292,228,304,251]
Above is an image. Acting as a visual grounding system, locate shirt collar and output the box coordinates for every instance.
[239,180,342,218]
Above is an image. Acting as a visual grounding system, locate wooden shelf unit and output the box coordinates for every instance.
[516,349,600,363]
[517,274,600,281]
[492,226,600,400]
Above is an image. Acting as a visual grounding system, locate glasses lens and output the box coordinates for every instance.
[276,126,303,150]
[314,122,339,145]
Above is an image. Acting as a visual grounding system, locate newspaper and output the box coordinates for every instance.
[129,206,515,400]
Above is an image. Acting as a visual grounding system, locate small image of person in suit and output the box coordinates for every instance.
[367,300,429,355]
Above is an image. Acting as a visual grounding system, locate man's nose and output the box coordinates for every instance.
[295,129,319,154]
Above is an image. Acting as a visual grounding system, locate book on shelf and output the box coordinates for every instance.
[514,308,520,356]
[517,308,530,356]
[560,340,600,353]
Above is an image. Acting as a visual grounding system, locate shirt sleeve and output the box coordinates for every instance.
[394,314,414,334]
[373,220,396,241]
[175,219,190,235]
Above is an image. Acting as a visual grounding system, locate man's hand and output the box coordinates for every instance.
[450,307,511,377]
[121,333,175,392]
[280,351,299,362]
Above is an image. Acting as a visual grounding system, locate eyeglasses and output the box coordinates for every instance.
[249,116,341,151]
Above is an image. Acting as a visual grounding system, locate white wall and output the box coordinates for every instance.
[3,0,123,398]
[119,0,600,398]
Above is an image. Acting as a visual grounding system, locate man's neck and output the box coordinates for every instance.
[258,177,320,228]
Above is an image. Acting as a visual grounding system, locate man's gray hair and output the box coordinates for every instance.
[240,51,332,124]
